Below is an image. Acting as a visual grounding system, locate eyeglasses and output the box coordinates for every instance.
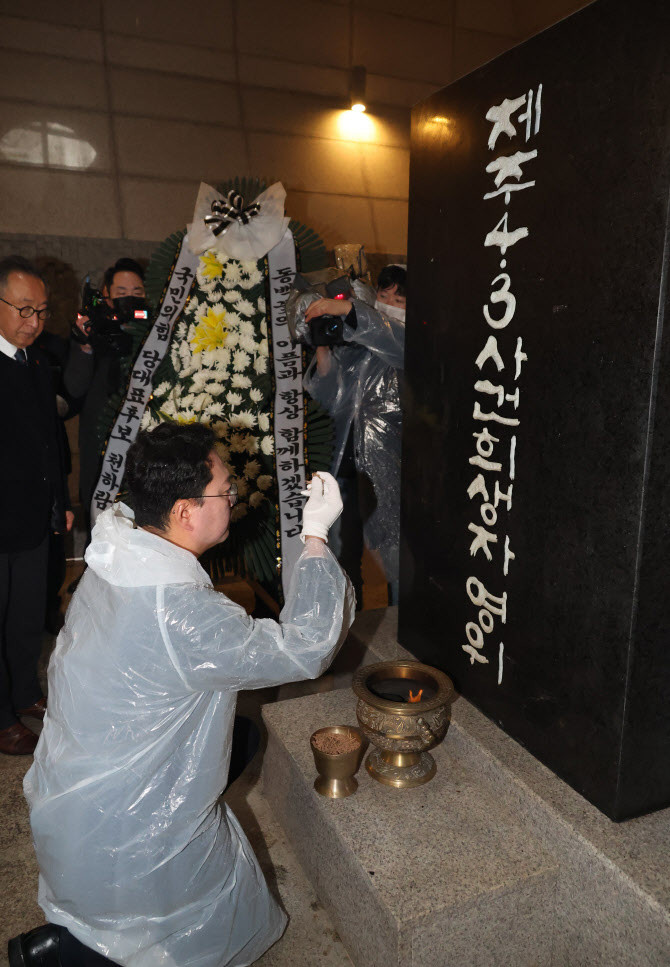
[0,296,50,321]
[186,482,238,507]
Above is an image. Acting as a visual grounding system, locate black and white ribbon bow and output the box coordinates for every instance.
[204,191,261,236]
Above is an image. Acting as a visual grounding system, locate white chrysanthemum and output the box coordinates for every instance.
[210,347,231,369]
[223,289,241,303]
[193,392,213,412]
[249,388,263,403]
[230,433,246,453]
[253,355,267,374]
[258,338,269,357]
[205,371,226,388]
[236,478,249,498]
[209,289,224,303]
[153,380,172,399]
[236,298,255,316]
[230,410,256,430]
[206,401,224,417]
[239,335,258,354]
[180,393,195,409]
[140,410,154,429]
[260,435,274,455]
[175,320,188,340]
[224,263,242,287]
[231,373,251,389]
[176,407,196,422]
[244,435,259,454]
[249,491,266,509]
[190,370,211,393]
[160,399,177,418]
[239,320,255,337]
[231,503,247,521]
[225,311,241,330]
[213,420,229,438]
[258,413,270,432]
[244,459,261,479]
[225,332,239,349]
[238,262,262,290]
[226,391,243,407]
[259,318,268,337]
[233,350,251,372]
[258,296,266,313]
[257,474,272,491]
[171,352,182,374]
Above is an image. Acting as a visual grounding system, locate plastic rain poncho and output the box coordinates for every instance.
[301,287,405,584]
[24,504,354,967]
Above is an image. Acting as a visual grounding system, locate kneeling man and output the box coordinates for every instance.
[15,422,353,967]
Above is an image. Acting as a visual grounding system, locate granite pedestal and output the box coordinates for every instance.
[261,610,670,967]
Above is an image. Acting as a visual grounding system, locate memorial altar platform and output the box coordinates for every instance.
[260,609,670,967]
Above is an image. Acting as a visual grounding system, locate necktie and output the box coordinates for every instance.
[14,348,27,365]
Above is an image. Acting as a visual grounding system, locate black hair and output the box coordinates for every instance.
[125,423,216,530]
[103,257,145,294]
[0,256,47,295]
[376,264,406,298]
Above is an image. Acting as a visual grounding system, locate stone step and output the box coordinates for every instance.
[262,599,670,966]
[262,687,558,967]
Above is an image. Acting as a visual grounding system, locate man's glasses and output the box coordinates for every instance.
[186,482,238,507]
[0,296,50,321]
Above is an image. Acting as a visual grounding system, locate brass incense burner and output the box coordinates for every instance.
[353,660,454,788]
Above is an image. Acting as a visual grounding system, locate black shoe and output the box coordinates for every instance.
[8,924,61,967]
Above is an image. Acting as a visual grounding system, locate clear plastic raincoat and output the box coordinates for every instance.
[300,285,405,584]
[24,504,353,967]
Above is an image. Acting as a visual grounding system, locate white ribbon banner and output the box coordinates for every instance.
[267,229,304,597]
[91,236,200,523]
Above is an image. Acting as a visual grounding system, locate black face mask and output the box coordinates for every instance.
[112,296,150,327]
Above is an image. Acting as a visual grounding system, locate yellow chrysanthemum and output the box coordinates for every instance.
[190,307,228,353]
[200,251,224,279]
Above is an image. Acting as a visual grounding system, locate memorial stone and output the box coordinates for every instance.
[399,0,670,820]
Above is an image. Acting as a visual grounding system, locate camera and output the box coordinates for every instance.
[71,278,150,357]
[287,272,357,347]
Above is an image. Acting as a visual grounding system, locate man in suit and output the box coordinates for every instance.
[0,256,71,755]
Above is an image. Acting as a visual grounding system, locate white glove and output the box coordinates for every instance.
[300,472,343,542]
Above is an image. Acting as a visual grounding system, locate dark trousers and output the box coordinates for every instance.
[328,473,364,606]
[58,927,119,967]
[0,536,48,729]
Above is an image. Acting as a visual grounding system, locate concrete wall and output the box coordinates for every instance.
[0,0,589,256]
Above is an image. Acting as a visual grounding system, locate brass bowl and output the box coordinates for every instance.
[353,660,454,788]
[310,725,363,799]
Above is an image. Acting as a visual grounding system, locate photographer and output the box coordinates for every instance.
[299,265,406,605]
[64,258,147,539]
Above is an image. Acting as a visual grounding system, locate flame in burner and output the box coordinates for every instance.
[408,689,423,703]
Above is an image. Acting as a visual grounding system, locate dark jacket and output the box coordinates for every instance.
[0,348,68,553]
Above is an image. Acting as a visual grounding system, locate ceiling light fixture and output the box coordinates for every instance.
[350,65,367,113]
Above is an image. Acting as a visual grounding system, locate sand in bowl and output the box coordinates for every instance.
[312,730,360,755]
[310,726,363,798]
